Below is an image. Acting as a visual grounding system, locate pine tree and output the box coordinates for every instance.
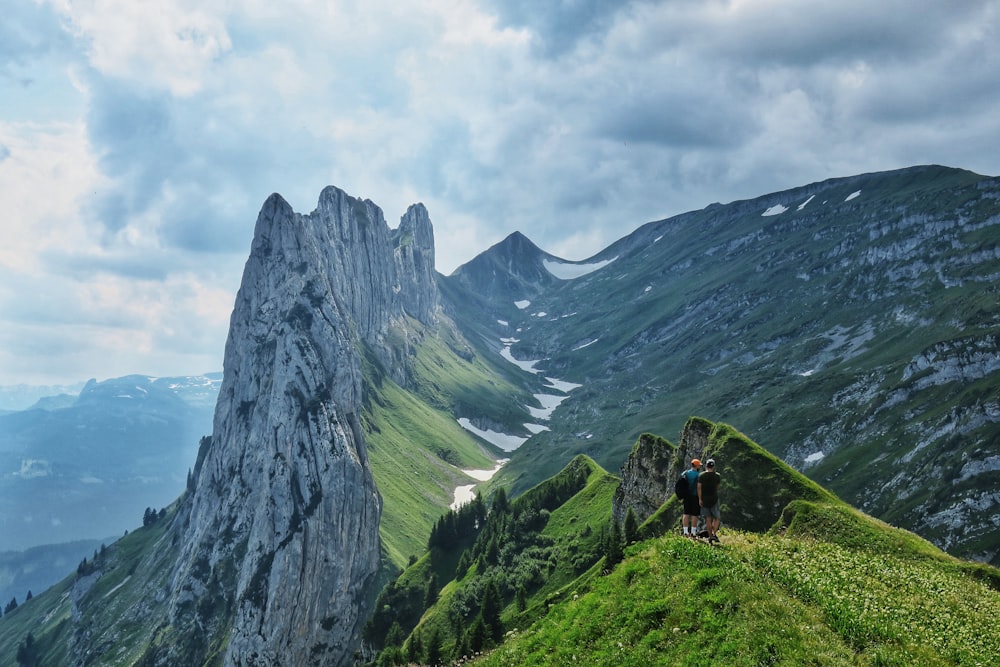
[480,578,504,643]
[492,487,509,514]
[425,628,443,666]
[406,630,422,664]
[624,507,638,544]
[516,584,528,612]
[467,615,487,653]
[455,550,472,579]
[604,518,624,572]
[384,621,405,648]
[423,573,439,609]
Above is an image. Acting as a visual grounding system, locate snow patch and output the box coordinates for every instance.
[456,418,528,451]
[762,204,788,216]
[451,459,509,509]
[804,451,825,464]
[797,194,816,211]
[545,377,582,392]
[543,257,617,280]
[499,343,542,373]
[514,300,531,309]
[572,339,599,351]
[529,393,568,420]
[845,190,861,201]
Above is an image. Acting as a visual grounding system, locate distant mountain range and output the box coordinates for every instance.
[0,373,221,604]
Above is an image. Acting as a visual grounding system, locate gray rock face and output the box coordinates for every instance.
[163,186,438,666]
[612,420,712,525]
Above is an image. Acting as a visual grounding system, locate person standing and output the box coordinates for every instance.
[681,458,702,537]
[698,459,722,543]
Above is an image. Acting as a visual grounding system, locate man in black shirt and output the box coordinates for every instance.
[698,459,722,544]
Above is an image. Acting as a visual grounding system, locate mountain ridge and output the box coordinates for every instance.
[2,164,999,664]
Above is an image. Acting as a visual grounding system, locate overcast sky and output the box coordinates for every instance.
[2,0,999,387]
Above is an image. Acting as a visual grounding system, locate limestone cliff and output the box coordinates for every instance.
[612,418,713,525]
[153,186,437,666]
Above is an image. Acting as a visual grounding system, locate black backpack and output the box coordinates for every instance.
[674,474,688,500]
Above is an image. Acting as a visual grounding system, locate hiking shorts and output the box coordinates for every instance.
[700,503,720,519]
[683,495,700,516]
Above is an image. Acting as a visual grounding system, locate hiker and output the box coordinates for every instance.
[681,458,702,537]
[698,459,722,543]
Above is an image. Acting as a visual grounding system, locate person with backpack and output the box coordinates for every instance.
[679,458,702,537]
[698,459,722,544]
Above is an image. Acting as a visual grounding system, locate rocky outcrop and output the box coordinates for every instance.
[394,203,438,324]
[611,433,676,525]
[612,418,713,525]
[154,186,439,666]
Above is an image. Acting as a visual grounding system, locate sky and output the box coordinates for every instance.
[2,0,999,387]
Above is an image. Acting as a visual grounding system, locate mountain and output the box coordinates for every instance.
[447,164,1000,566]
[0,373,221,552]
[0,383,87,412]
[0,186,527,666]
[2,165,999,663]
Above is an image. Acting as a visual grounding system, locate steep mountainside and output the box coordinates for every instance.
[443,165,1000,565]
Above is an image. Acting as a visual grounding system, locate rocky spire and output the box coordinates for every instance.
[161,186,438,666]
[394,203,438,323]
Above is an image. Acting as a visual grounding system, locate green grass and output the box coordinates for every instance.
[364,315,532,569]
[0,508,181,666]
[475,530,1000,666]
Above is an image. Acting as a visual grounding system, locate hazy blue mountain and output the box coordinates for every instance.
[0,382,87,412]
[0,373,221,552]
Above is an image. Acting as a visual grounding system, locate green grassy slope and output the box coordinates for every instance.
[366,456,619,664]
[369,417,1000,666]
[0,506,183,666]
[365,315,534,569]
[476,528,1000,667]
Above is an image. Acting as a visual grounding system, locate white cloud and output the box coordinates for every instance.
[3,0,1000,384]
[52,0,232,96]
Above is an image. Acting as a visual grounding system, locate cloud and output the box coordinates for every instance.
[2,0,1000,385]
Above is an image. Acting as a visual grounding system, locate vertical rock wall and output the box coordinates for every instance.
[162,187,437,666]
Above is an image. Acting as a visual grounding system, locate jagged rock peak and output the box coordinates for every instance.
[159,185,451,666]
[394,203,438,323]
[611,418,713,525]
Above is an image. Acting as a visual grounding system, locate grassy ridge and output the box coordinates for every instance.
[370,419,1000,666]
[477,528,1000,666]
